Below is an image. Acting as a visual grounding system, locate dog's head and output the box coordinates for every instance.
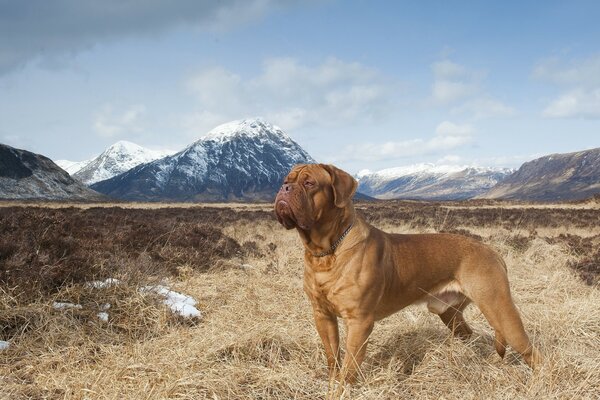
[274,164,357,230]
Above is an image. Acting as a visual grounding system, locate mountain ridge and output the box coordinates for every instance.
[481,147,600,201]
[358,163,514,200]
[91,118,315,201]
[56,141,174,185]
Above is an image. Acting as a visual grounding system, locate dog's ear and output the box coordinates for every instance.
[321,164,357,208]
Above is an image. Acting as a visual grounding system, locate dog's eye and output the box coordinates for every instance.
[304,181,315,187]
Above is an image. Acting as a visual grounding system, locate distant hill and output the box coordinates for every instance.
[55,141,174,185]
[54,158,94,175]
[358,164,513,200]
[0,144,105,201]
[91,118,315,202]
[481,147,600,201]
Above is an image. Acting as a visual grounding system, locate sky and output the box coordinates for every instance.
[0,0,599,174]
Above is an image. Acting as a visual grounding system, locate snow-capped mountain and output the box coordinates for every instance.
[0,143,105,201]
[55,158,95,175]
[57,141,174,185]
[358,163,514,200]
[91,118,315,201]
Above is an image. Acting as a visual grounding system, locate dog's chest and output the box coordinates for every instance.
[304,267,348,316]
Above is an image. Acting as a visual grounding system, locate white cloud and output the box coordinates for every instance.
[535,55,600,119]
[432,80,477,104]
[435,121,473,136]
[436,154,463,164]
[533,56,600,86]
[452,97,516,119]
[93,104,146,137]
[0,1,303,75]
[430,60,482,104]
[471,153,541,168]
[430,59,514,119]
[182,57,391,134]
[180,110,231,138]
[337,121,474,162]
[542,88,600,118]
[432,60,469,79]
[186,67,242,109]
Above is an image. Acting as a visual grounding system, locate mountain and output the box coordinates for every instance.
[482,148,600,201]
[358,163,513,200]
[55,158,94,175]
[0,144,105,201]
[91,118,315,201]
[56,141,174,185]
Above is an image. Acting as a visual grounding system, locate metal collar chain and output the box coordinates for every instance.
[312,220,354,257]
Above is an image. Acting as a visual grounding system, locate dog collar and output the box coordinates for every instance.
[312,220,354,257]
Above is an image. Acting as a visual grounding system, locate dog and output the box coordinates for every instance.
[274,163,541,383]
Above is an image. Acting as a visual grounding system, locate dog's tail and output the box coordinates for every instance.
[494,330,507,358]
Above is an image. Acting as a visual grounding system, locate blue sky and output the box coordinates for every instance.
[0,0,599,173]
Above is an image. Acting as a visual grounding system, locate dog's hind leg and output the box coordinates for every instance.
[494,329,507,358]
[460,263,542,368]
[437,296,473,340]
[426,284,473,340]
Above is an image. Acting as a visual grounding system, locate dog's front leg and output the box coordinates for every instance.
[341,316,374,383]
[312,309,340,379]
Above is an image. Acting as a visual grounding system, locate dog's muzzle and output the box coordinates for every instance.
[275,184,297,229]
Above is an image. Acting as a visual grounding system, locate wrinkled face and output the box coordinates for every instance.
[274,164,357,230]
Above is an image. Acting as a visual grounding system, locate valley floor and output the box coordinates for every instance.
[0,200,599,399]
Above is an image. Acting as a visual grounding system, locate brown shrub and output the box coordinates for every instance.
[0,207,271,300]
[505,234,533,252]
[546,234,600,285]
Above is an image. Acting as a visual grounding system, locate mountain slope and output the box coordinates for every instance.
[58,141,173,185]
[0,144,105,200]
[55,158,94,175]
[482,148,600,201]
[91,118,315,201]
[358,164,513,200]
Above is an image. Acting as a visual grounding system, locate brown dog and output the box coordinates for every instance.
[274,163,541,383]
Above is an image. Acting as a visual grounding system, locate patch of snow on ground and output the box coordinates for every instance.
[81,278,201,319]
[52,302,83,310]
[86,278,121,289]
[140,285,202,319]
[0,341,9,350]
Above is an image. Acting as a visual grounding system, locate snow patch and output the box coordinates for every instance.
[140,285,202,319]
[86,278,121,289]
[53,302,83,310]
[82,278,201,319]
[201,117,287,143]
[55,158,95,175]
[356,169,372,179]
[0,341,9,350]
[370,163,468,179]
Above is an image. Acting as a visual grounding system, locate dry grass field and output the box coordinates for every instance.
[0,199,599,399]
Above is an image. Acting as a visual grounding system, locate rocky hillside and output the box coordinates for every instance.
[482,147,600,201]
[0,144,105,200]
